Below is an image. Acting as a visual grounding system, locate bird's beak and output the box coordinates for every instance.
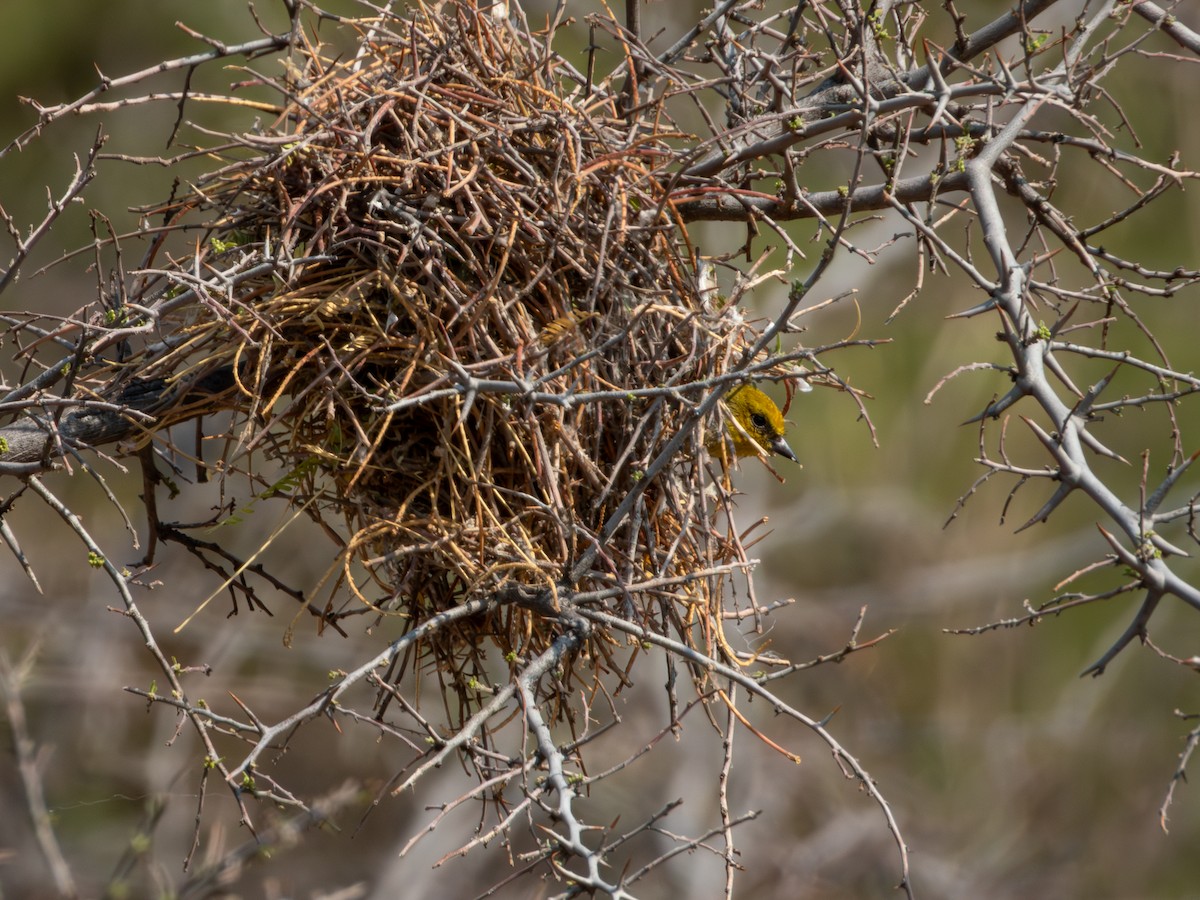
[771,436,798,462]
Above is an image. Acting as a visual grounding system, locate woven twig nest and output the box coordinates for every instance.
[102,0,797,704]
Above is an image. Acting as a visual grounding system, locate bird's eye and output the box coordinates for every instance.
[750,413,768,429]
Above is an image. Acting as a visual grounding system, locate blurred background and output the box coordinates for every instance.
[2,1,1199,898]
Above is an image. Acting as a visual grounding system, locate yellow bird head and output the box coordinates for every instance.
[709,384,797,462]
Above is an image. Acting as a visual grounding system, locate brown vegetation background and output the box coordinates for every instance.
[2,1,1199,897]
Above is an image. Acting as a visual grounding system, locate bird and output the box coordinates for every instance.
[709,384,797,462]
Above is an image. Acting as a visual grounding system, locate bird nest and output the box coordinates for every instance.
[101,0,802,701]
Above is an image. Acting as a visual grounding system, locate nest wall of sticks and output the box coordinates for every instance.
[122,6,820,677]
[5,5,823,660]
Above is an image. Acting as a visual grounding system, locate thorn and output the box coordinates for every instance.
[1014,482,1073,533]
[962,385,1022,424]
[946,297,998,319]
[817,705,841,728]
